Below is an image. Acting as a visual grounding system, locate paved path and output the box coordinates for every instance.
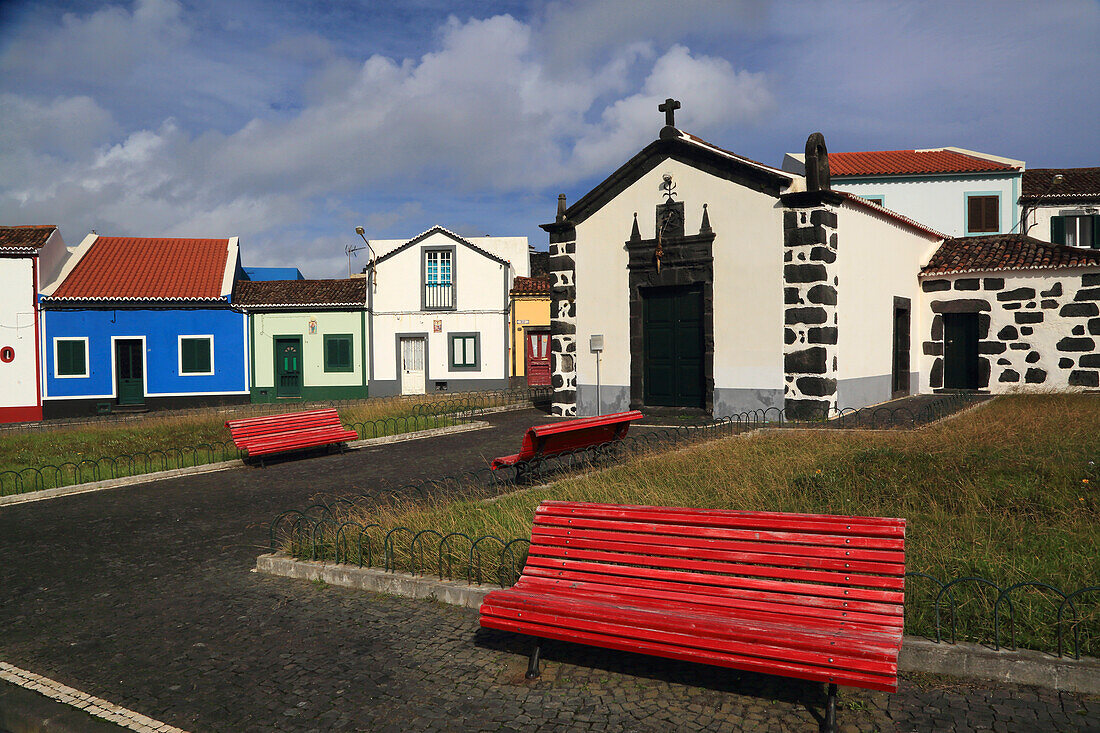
[1,408,1096,732]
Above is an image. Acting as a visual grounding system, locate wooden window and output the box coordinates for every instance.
[55,339,87,377]
[323,334,354,372]
[1053,214,1099,248]
[180,337,213,375]
[967,195,999,233]
[449,333,479,370]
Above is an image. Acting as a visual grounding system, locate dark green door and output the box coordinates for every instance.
[115,339,144,406]
[275,337,302,398]
[943,313,979,390]
[642,286,704,408]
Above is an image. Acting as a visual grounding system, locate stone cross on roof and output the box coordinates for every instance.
[658,98,681,127]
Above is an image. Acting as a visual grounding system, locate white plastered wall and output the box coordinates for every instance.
[834,201,942,406]
[572,158,787,402]
[1024,203,1100,244]
[0,257,38,410]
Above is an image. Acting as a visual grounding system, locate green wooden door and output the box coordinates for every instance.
[275,337,302,398]
[115,339,144,406]
[642,286,704,408]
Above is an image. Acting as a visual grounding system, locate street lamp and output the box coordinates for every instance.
[344,226,377,278]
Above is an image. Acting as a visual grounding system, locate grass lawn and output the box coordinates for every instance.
[0,391,521,494]
[313,394,1100,654]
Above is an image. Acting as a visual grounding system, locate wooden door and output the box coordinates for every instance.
[275,337,302,398]
[892,302,911,398]
[400,337,426,395]
[525,330,551,387]
[642,286,704,408]
[115,339,144,405]
[943,313,979,390]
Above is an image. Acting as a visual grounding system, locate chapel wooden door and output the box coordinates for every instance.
[525,330,551,387]
[642,286,704,408]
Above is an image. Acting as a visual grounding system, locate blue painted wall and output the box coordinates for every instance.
[243,267,304,281]
[43,308,248,399]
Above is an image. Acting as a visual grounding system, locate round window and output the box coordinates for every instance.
[0,346,14,363]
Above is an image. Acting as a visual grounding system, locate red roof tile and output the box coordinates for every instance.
[0,225,56,250]
[49,236,234,301]
[510,275,551,295]
[922,234,1100,275]
[830,150,1018,177]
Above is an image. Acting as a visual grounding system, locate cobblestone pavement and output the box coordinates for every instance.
[2,407,1097,732]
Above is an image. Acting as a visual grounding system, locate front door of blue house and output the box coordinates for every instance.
[275,337,302,398]
[115,339,144,406]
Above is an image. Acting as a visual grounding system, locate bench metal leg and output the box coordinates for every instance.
[525,639,542,679]
[823,682,837,733]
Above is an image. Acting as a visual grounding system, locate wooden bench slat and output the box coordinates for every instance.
[531,525,906,568]
[479,616,899,693]
[534,514,906,552]
[540,500,906,528]
[481,602,899,677]
[516,574,904,631]
[527,544,905,590]
[536,503,906,538]
[487,590,900,659]
[226,408,356,460]
[490,411,643,469]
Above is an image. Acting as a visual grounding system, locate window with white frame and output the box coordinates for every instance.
[179,335,214,375]
[54,338,88,377]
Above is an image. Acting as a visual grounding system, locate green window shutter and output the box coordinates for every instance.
[57,340,85,376]
[1092,215,1100,249]
[323,334,353,372]
[1050,216,1066,245]
[181,338,211,374]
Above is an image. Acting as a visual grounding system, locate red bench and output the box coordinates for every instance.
[479,501,906,733]
[490,411,644,470]
[226,408,359,463]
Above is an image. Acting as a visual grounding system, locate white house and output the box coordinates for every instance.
[0,225,69,423]
[366,226,528,395]
[544,101,1099,419]
[783,147,1025,238]
[1019,167,1100,248]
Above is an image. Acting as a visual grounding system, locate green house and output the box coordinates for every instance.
[235,279,369,403]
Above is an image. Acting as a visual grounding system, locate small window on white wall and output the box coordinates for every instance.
[449,333,479,370]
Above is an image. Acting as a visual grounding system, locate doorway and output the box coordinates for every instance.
[114,339,144,406]
[274,336,302,398]
[891,298,911,398]
[943,312,980,390]
[642,286,704,408]
[400,337,426,395]
[525,329,551,387]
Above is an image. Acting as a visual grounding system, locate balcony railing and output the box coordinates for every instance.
[424,282,454,310]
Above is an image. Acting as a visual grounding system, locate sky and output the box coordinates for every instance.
[1,0,1098,278]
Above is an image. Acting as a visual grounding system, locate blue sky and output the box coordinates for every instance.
[2,0,1098,277]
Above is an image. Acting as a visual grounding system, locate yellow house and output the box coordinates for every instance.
[509,275,551,387]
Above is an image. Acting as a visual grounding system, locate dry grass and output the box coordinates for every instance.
[305,394,1100,653]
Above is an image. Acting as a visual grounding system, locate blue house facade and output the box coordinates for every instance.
[39,234,250,418]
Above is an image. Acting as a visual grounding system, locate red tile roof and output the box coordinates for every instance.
[1021,167,1100,201]
[0,225,56,250]
[922,234,1100,275]
[48,236,234,301]
[234,278,366,308]
[830,149,1019,177]
[510,275,551,295]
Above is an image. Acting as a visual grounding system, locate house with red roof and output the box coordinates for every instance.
[783,147,1025,238]
[0,225,70,423]
[38,233,249,417]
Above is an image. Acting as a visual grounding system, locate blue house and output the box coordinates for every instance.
[242,266,305,281]
[39,234,249,418]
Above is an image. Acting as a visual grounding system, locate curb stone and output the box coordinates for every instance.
[257,552,1100,694]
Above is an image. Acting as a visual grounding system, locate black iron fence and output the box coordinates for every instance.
[0,387,551,497]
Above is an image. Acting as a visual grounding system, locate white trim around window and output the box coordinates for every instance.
[178,334,215,376]
[53,337,89,378]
